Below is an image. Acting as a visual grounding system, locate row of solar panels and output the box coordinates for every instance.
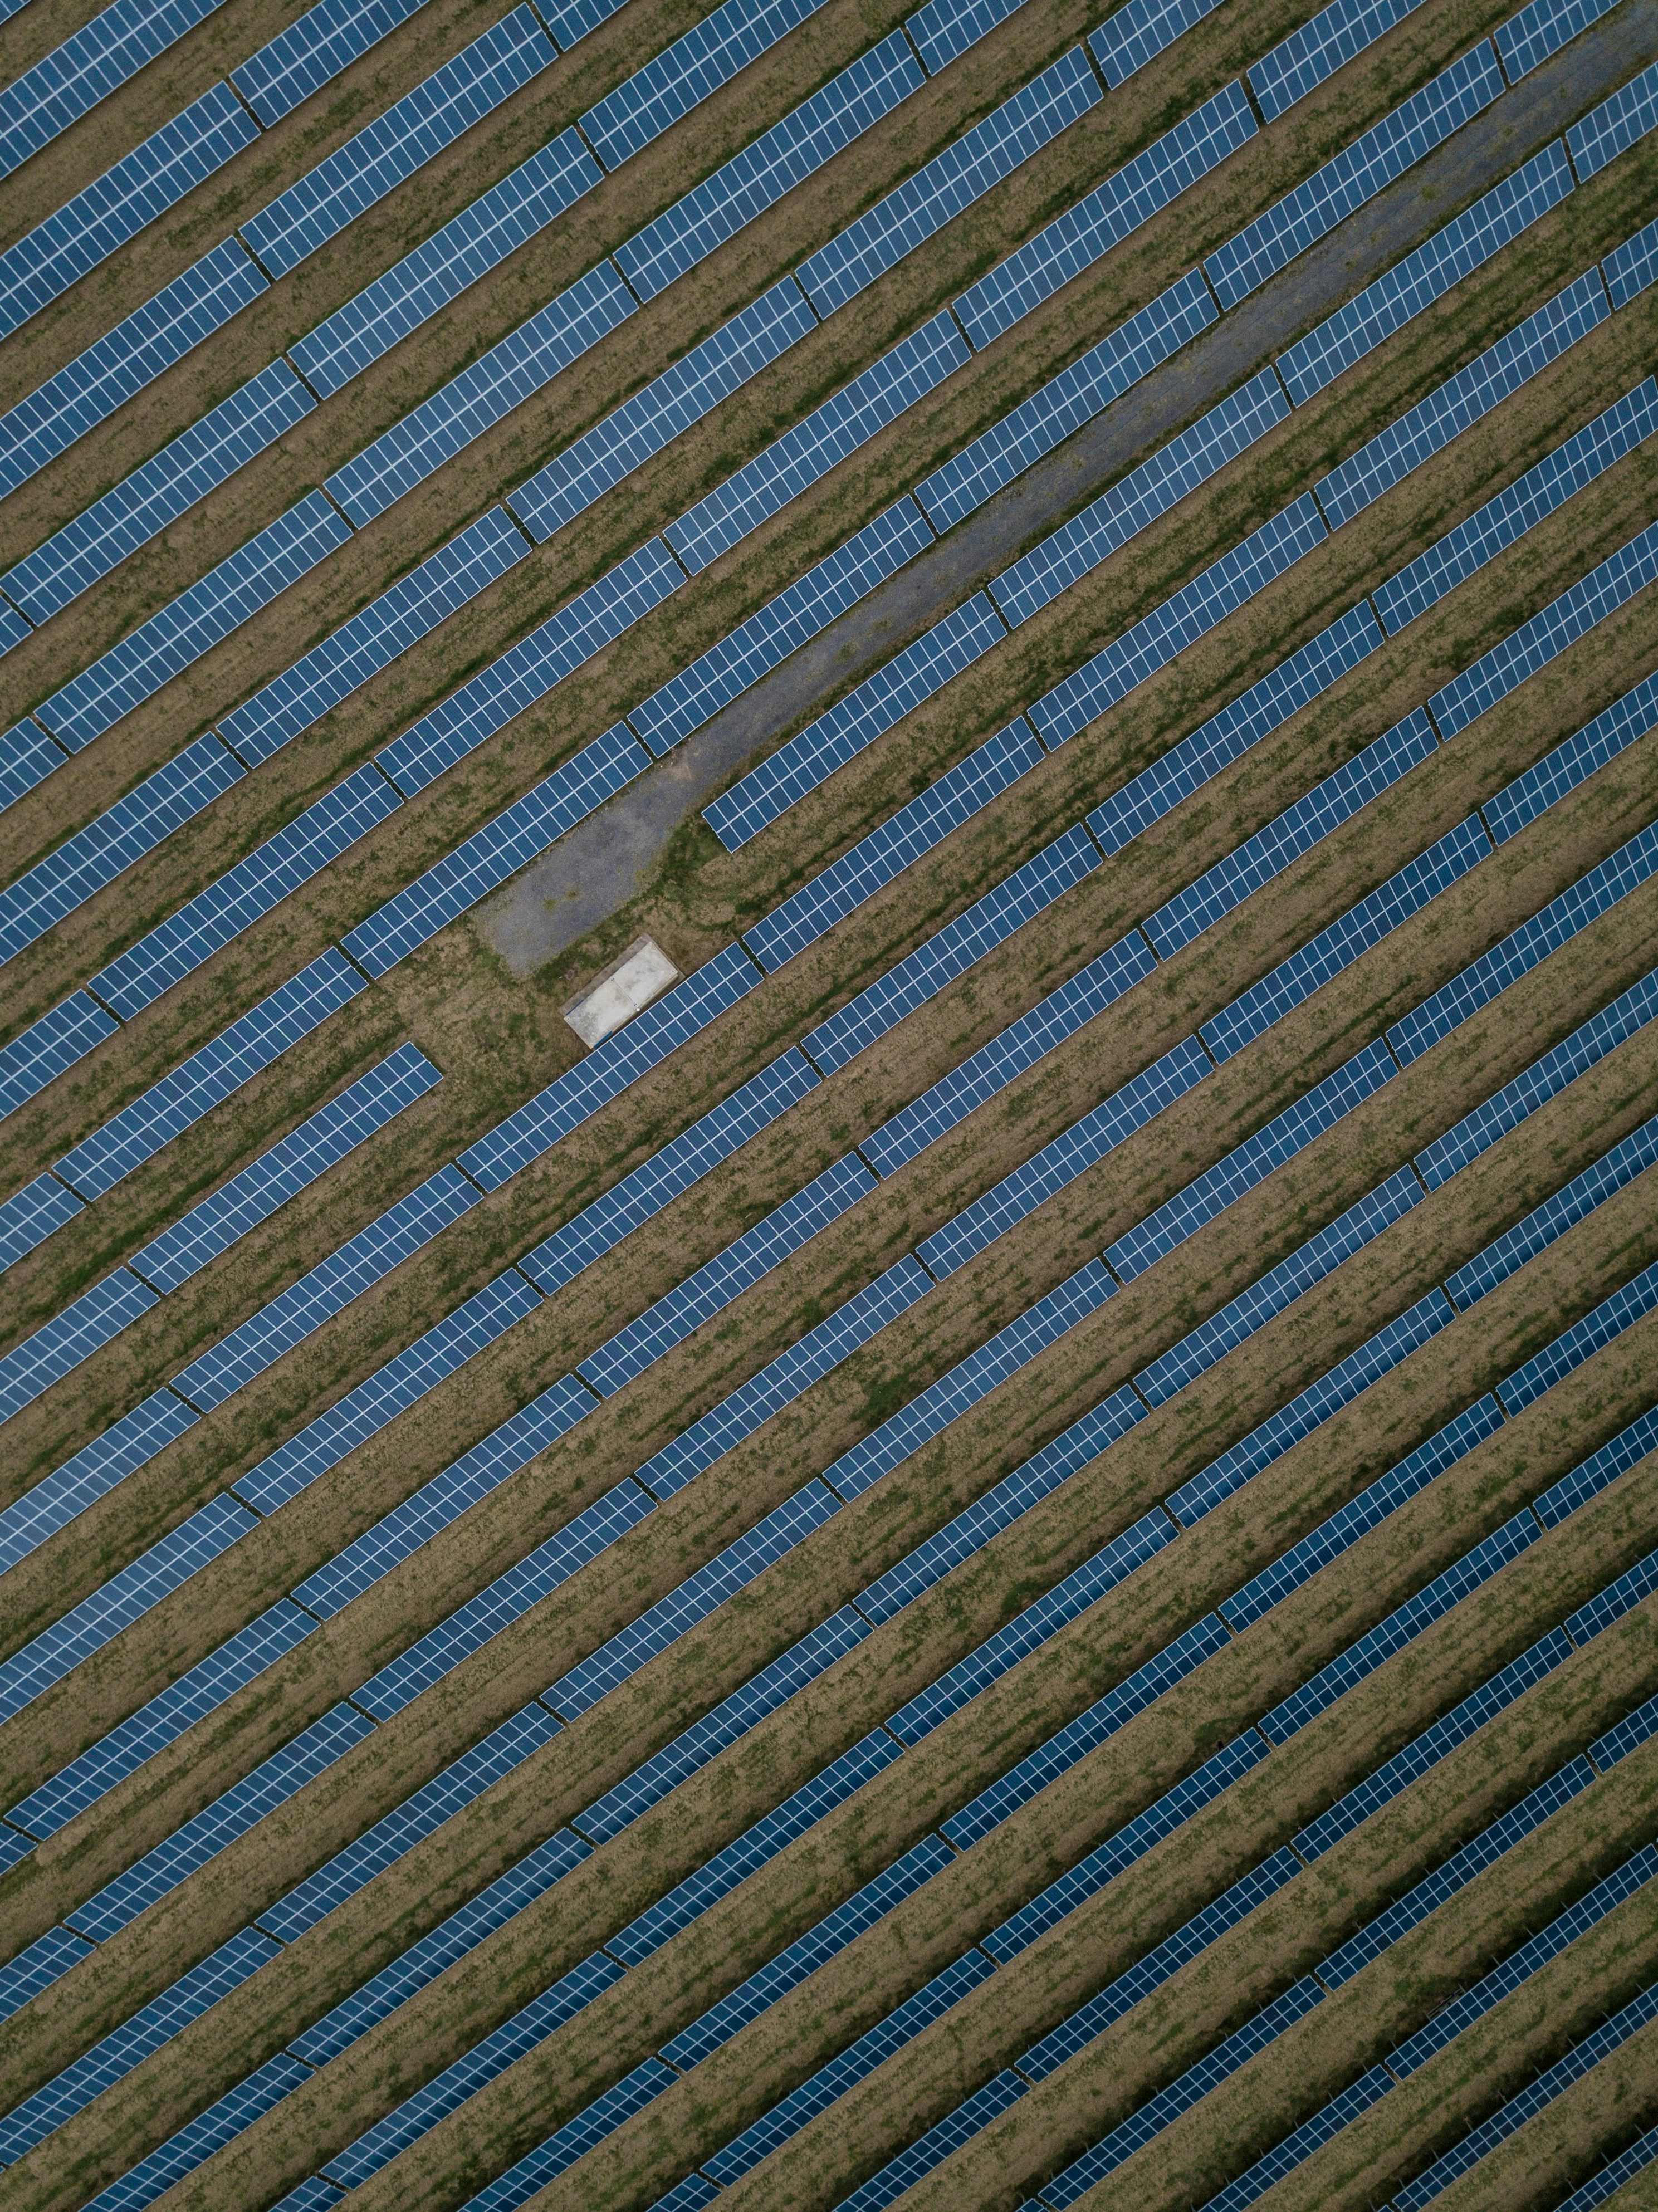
[17,1159,1657,2211]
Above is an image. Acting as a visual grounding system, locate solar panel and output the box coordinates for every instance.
[35,492,352,755]
[1605,210,1658,306]
[921,272,1216,534]
[373,538,677,794]
[951,85,1254,348]
[291,130,600,398]
[544,1481,842,1719]
[1145,708,1436,955]
[1316,266,1607,530]
[1178,2071,1398,2211]
[0,1388,196,1577]
[0,1492,252,1727]
[1498,0,1620,77]
[1553,2122,1658,2212]
[1427,517,1658,738]
[0,1927,94,2027]
[1566,1541,1658,1645]
[1533,1402,1658,1529]
[917,1036,1211,1280]
[8,1600,315,1839]
[1,994,121,1119]
[581,0,830,168]
[0,1169,84,1273]
[0,1266,158,1421]
[1,717,71,812]
[0,240,268,500]
[1486,668,1658,848]
[76,2052,309,2212]
[1200,815,1492,1065]
[863,932,1156,1176]
[1447,1118,1658,1309]
[707,595,1004,850]
[231,0,429,124]
[468,2069,682,2212]
[351,1481,651,1717]
[1566,56,1658,178]
[507,279,816,542]
[795,47,1102,317]
[613,32,923,302]
[460,943,761,1190]
[0,0,234,185]
[242,9,556,278]
[219,508,529,766]
[1498,1256,1658,1415]
[0,83,257,344]
[517,1049,818,1295]
[837,2072,1026,2212]
[1249,0,1427,121]
[1591,1685,1658,1771]
[802,820,1101,1073]
[632,1257,931,1497]
[580,1153,872,1397]
[1031,493,1327,744]
[741,718,1044,971]
[1089,0,1224,84]
[344,726,650,975]
[630,500,934,755]
[325,260,635,525]
[1206,46,1505,307]
[52,948,365,1201]
[991,369,1288,627]
[0,733,243,963]
[669,312,968,579]
[906,0,1024,73]
[1388,817,1658,1066]
[170,1164,480,1412]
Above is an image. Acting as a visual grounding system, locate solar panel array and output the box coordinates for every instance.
[228,0,429,125]
[1566,55,1658,176]
[1248,0,1426,122]
[0,0,231,183]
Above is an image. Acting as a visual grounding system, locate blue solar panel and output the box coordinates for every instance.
[0,0,233,185]
[1,717,71,812]
[1497,0,1620,76]
[708,595,1004,850]
[613,32,923,302]
[991,369,1288,628]
[581,0,829,167]
[243,9,555,278]
[0,1926,276,2163]
[1430,517,1658,738]
[1533,1402,1658,1529]
[0,732,243,962]
[795,48,1101,317]
[1605,211,1658,306]
[1145,709,1437,955]
[1202,2067,1395,2211]
[1278,141,1576,403]
[631,500,935,755]
[75,2052,309,2212]
[507,280,816,542]
[633,1257,932,1497]
[4,360,314,623]
[1448,1117,1658,1309]
[87,761,402,1020]
[517,1049,817,1294]
[0,1266,157,1421]
[952,85,1254,349]
[373,538,677,794]
[53,949,365,1201]
[1206,46,1505,307]
[232,0,429,123]
[1566,1542,1658,1646]
[545,1481,841,1719]
[67,1698,375,1940]
[219,508,529,766]
[742,718,1044,971]
[1033,493,1327,744]
[1592,1685,1658,1771]
[0,240,267,501]
[1089,0,1225,83]
[823,1260,1117,1506]
[1249,0,1426,121]
[671,313,967,580]
[128,1045,439,1294]
[326,260,635,525]
[906,0,1024,72]
[461,943,760,1190]
[1553,2121,1658,2212]
[344,727,646,974]
[0,84,256,344]
[803,820,1101,1073]
[864,932,1156,1177]
[35,491,352,755]
[838,2070,1027,2212]
[171,1164,480,1412]
[0,1170,84,1272]
[462,2061,678,2212]
[580,1152,872,1396]
[1486,669,1658,848]
[1500,1257,1658,1416]
[292,130,599,398]
[352,1481,651,1717]
[1202,815,1492,1064]
[1375,377,1657,633]
[1567,57,1658,177]
[0,1491,251,1726]
[1388,817,1658,1066]
[0,1388,196,1577]
[0,1927,94,2026]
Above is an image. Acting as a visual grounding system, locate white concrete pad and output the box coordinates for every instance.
[563,934,679,1047]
